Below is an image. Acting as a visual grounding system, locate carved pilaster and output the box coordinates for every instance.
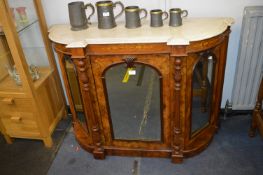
[172,57,183,163]
[72,57,105,159]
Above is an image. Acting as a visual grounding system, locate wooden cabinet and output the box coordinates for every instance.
[0,0,66,147]
[49,18,233,162]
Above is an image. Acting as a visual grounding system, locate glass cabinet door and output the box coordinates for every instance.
[64,55,89,132]
[191,55,215,136]
[0,0,51,94]
[0,33,19,92]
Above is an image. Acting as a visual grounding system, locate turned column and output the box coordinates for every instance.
[171,57,184,163]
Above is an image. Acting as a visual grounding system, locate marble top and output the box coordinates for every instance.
[48,18,234,48]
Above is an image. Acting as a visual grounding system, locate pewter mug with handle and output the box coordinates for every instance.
[68,1,95,31]
[125,6,148,29]
[96,1,124,29]
[169,8,188,27]
[150,9,168,27]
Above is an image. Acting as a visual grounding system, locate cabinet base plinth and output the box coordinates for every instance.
[93,150,105,160]
[171,155,183,164]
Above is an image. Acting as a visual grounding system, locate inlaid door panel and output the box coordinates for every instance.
[91,54,171,148]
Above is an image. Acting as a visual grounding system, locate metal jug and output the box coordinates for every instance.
[125,6,147,29]
[150,9,168,27]
[96,1,124,29]
[68,1,95,31]
[169,8,188,27]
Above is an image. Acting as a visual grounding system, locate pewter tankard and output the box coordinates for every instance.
[169,8,188,27]
[125,6,147,29]
[150,9,168,27]
[68,1,95,31]
[96,1,124,29]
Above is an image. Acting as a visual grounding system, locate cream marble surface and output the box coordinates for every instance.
[48,17,234,48]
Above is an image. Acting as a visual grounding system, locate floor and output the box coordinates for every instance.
[0,117,71,175]
[47,114,263,175]
[0,114,262,175]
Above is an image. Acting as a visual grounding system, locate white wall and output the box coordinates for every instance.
[42,0,263,107]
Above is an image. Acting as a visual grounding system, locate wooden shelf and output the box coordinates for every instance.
[0,74,23,93]
[0,19,38,36]
[0,67,53,93]
[34,67,53,89]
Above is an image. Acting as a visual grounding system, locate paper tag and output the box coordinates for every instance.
[122,68,135,83]
[128,69,136,75]
[103,12,110,17]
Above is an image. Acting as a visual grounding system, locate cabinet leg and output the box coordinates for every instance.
[62,109,68,119]
[3,134,13,144]
[93,149,105,160]
[43,137,53,148]
[249,111,257,137]
[171,155,183,164]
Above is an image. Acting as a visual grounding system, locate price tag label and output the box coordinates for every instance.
[122,68,136,83]
[103,12,110,17]
[128,69,136,75]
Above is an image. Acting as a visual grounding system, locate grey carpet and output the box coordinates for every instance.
[0,117,71,175]
[48,114,263,175]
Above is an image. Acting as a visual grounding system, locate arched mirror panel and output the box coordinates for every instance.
[103,63,162,141]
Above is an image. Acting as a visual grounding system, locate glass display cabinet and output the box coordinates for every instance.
[49,18,233,162]
[0,0,66,147]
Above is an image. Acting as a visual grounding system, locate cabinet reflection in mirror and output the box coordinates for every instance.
[191,53,215,135]
[103,63,162,141]
[64,56,88,132]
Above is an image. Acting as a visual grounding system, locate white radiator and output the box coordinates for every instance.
[231,6,263,110]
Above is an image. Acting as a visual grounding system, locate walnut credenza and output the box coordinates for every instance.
[49,18,234,163]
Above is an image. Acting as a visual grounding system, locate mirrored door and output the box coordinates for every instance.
[103,63,162,141]
[91,54,170,147]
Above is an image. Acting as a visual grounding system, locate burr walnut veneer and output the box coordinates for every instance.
[49,18,233,163]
